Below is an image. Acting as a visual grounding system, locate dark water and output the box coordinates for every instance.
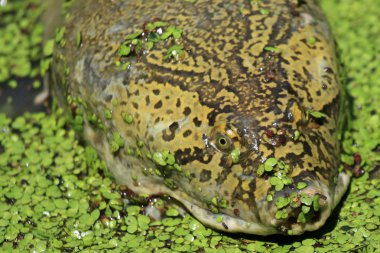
[0,78,47,118]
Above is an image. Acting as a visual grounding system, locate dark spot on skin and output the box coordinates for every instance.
[193,117,202,127]
[162,129,175,141]
[324,67,334,74]
[234,209,240,216]
[176,98,181,107]
[145,95,150,105]
[316,90,321,96]
[175,147,213,165]
[166,110,173,114]
[120,101,127,105]
[183,130,192,138]
[165,95,170,100]
[222,222,229,230]
[352,166,365,178]
[153,89,160,95]
[183,106,191,116]
[200,169,211,182]
[291,56,299,61]
[154,100,163,109]
[266,129,274,138]
[132,102,138,109]
[169,122,179,132]
[278,135,286,144]
[104,94,113,102]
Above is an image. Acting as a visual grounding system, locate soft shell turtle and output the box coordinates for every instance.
[50,0,350,235]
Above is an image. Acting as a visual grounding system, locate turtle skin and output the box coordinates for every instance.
[50,0,350,235]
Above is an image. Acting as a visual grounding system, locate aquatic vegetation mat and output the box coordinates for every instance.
[1,0,380,252]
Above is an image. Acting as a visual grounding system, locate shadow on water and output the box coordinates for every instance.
[0,77,48,118]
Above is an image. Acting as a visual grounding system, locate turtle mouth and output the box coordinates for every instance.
[179,198,279,235]
[267,189,331,235]
[178,192,331,236]
[178,172,350,236]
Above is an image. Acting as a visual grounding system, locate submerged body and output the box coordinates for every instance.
[51,0,350,235]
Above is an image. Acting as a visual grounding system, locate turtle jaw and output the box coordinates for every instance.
[179,198,279,236]
[264,170,351,235]
[179,171,350,236]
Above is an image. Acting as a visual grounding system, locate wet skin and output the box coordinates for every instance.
[50,0,350,235]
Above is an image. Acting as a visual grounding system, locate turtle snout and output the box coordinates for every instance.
[268,186,331,235]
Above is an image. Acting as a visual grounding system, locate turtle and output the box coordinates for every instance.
[50,0,350,235]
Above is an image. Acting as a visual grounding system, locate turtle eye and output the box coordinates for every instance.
[215,133,233,152]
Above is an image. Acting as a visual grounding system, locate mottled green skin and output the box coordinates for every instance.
[51,0,350,235]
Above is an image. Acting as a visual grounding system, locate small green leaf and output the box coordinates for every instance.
[282,176,293,185]
[165,44,184,60]
[125,29,143,40]
[307,110,327,119]
[275,209,288,219]
[313,195,320,211]
[297,182,307,190]
[300,194,313,206]
[275,181,284,191]
[302,205,311,214]
[118,44,131,56]
[122,112,133,124]
[160,29,173,40]
[43,39,54,56]
[260,8,270,15]
[146,21,168,31]
[104,109,112,119]
[298,212,306,223]
[76,31,81,47]
[148,32,161,42]
[264,46,281,54]
[152,152,167,166]
[231,149,240,163]
[145,41,154,51]
[307,37,316,45]
[264,158,278,171]
[294,130,300,141]
[172,27,183,39]
[275,197,290,209]
[166,208,179,217]
[269,176,282,186]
